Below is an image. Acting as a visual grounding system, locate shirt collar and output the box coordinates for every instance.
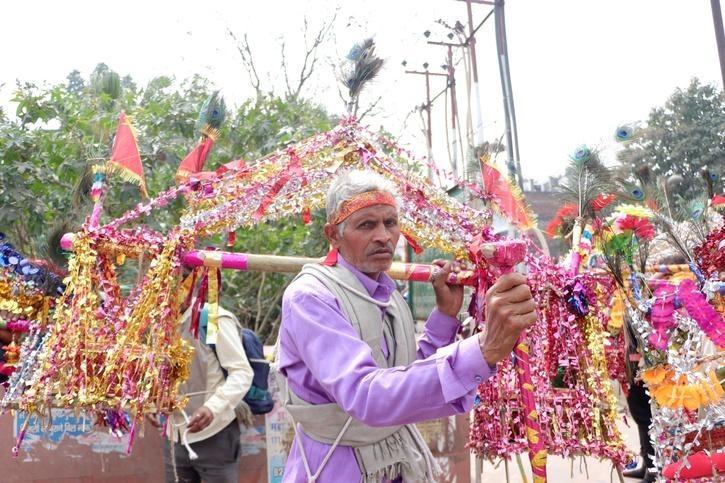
[337,255,396,300]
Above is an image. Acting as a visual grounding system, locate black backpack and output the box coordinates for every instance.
[200,307,275,415]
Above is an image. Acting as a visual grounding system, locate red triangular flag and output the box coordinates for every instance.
[481,157,535,230]
[216,159,246,176]
[176,137,214,183]
[107,112,147,197]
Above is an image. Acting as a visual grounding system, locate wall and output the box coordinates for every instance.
[0,409,471,482]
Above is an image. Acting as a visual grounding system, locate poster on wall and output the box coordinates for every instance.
[265,371,292,483]
[239,417,267,456]
[14,410,128,456]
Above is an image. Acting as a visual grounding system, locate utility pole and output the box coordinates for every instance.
[432,7,496,182]
[454,0,496,145]
[464,0,484,145]
[494,0,523,189]
[427,40,466,178]
[711,0,725,86]
[454,0,522,188]
[405,67,449,180]
[447,45,461,178]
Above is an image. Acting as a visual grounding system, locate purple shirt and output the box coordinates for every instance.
[278,256,493,482]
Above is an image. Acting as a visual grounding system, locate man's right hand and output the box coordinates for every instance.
[479,273,537,367]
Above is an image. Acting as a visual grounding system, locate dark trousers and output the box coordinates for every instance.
[164,421,241,483]
[627,382,654,471]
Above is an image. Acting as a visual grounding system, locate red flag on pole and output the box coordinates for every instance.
[175,137,215,183]
[107,112,147,197]
[481,156,536,231]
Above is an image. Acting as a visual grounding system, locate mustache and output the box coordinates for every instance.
[367,243,395,255]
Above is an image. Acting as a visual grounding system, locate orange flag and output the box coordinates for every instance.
[107,112,147,197]
[481,156,536,231]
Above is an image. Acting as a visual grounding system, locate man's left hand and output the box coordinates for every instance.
[187,406,214,433]
[431,260,464,318]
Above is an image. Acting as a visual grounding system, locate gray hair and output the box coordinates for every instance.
[326,170,399,233]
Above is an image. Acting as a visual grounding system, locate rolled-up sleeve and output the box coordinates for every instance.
[280,286,493,427]
[203,315,254,416]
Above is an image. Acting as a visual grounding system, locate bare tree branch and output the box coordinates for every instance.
[395,109,415,144]
[257,285,286,342]
[281,41,293,99]
[336,83,347,105]
[351,98,359,117]
[357,95,383,122]
[291,12,337,100]
[227,29,263,101]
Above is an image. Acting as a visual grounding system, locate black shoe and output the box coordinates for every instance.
[623,466,646,478]
[639,468,656,482]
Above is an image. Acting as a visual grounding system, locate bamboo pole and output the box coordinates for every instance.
[183,250,479,285]
[61,233,481,285]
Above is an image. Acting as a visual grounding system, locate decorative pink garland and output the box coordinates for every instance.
[679,279,725,347]
[649,284,677,350]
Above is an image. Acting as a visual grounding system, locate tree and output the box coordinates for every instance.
[0,65,210,257]
[66,70,85,94]
[0,64,334,341]
[618,79,725,186]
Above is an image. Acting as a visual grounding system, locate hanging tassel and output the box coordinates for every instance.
[402,232,423,255]
[190,268,208,339]
[41,297,50,325]
[322,247,339,266]
[126,421,136,455]
[206,267,221,345]
[179,268,198,315]
[12,418,30,457]
[226,230,236,247]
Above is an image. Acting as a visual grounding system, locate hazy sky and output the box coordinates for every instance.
[1,0,722,182]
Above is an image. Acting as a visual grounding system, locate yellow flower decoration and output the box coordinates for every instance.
[613,204,654,218]
[608,293,625,331]
[641,366,723,411]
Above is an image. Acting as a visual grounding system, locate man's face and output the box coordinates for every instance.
[325,204,400,277]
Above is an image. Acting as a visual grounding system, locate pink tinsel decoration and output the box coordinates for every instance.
[679,279,725,347]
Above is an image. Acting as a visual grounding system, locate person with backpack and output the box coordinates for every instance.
[277,170,537,482]
[149,297,255,483]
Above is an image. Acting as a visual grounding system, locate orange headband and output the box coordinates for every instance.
[332,191,397,225]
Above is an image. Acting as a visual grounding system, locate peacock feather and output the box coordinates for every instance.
[614,124,634,142]
[71,163,95,210]
[196,90,226,139]
[701,168,719,200]
[342,38,384,114]
[615,164,657,208]
[44,219,76,270]
[559,145,613,220]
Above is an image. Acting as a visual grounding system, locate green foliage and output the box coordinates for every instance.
[0,63,335,341]
[618,79,725,193]
[218,210,330,341]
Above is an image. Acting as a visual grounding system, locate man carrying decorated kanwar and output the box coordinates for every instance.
[277,169,537,482]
